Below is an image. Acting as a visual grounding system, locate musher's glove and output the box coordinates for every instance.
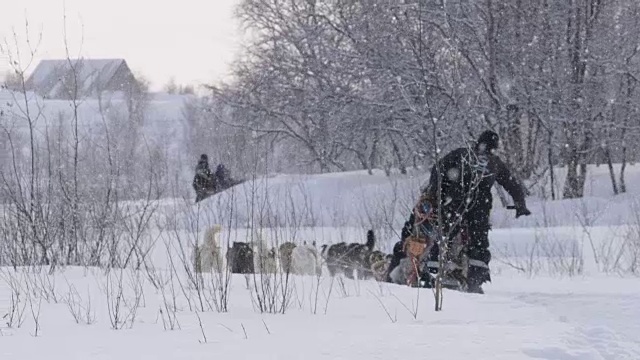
[515,204,531,219]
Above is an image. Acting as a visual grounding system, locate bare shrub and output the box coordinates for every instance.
[574,198,607,267]
[494,226,584,277]
[195,310,208,343]
[0,269,28,328]
[24,277,43,336]
[164,199,217,312]
[368,289,397,323]
[245,178,296,314]
[100,268,144,330]
[290,268,325,315]
[613,201,640,275]
[63,279,96,325]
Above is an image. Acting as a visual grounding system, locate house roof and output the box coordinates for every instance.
[27,58,128,97]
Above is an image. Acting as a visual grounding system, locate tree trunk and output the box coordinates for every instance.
[503,105,526,180]
[604,146,619,195]
[383,163,391,176]
[367,131,380,175]
[318,159,330,173]
[354,150,370,174]
[390,136,407,175]
[563,148,582,199]
[578,162,587,196]
[548,130,556,200]
[561,0,592,200]
[620,144,627,194]
[620,72,633,194]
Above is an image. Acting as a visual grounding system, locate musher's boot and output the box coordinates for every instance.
[466,258,491,295]
[466,282,484,294]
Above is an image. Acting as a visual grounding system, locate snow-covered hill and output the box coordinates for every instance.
[193,163,640,231]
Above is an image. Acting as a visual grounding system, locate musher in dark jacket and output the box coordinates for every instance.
[388,130,531,293]
[193,154,215,202]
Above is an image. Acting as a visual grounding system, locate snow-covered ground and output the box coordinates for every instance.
[0,268,638,360]
[2,164,640,359]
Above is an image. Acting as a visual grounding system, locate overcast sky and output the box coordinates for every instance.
[0,0,242,91]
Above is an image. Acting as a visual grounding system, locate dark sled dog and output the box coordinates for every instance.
[321,230,376,279]
[226,242,255,274]
[367,250,393,281]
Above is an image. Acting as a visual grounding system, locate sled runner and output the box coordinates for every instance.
[415,205,521,292]
[194,178,244,203]
[194,187,218,203]
[419,224,471,291]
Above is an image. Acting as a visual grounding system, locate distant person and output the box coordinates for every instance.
[193,154,215,202]
[215,164,231,189]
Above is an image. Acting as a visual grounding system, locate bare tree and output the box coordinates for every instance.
[206,0,640,197]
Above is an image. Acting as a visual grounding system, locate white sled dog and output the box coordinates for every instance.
[291,241,322,276]
[252,230,277,274]
[194,225,223,273]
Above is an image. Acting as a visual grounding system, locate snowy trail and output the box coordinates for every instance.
[489,278,640,360]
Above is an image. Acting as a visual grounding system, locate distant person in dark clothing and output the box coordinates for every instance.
[215,164,231,189]
[193,154,215,202]
[193,154,243,203]
[388,131,531,293]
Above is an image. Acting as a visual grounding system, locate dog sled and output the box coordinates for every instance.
[388,191,473,292]
[194,178,244,203]
[391,200,521,292]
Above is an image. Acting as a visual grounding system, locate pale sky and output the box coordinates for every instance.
[0,0,242,91]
